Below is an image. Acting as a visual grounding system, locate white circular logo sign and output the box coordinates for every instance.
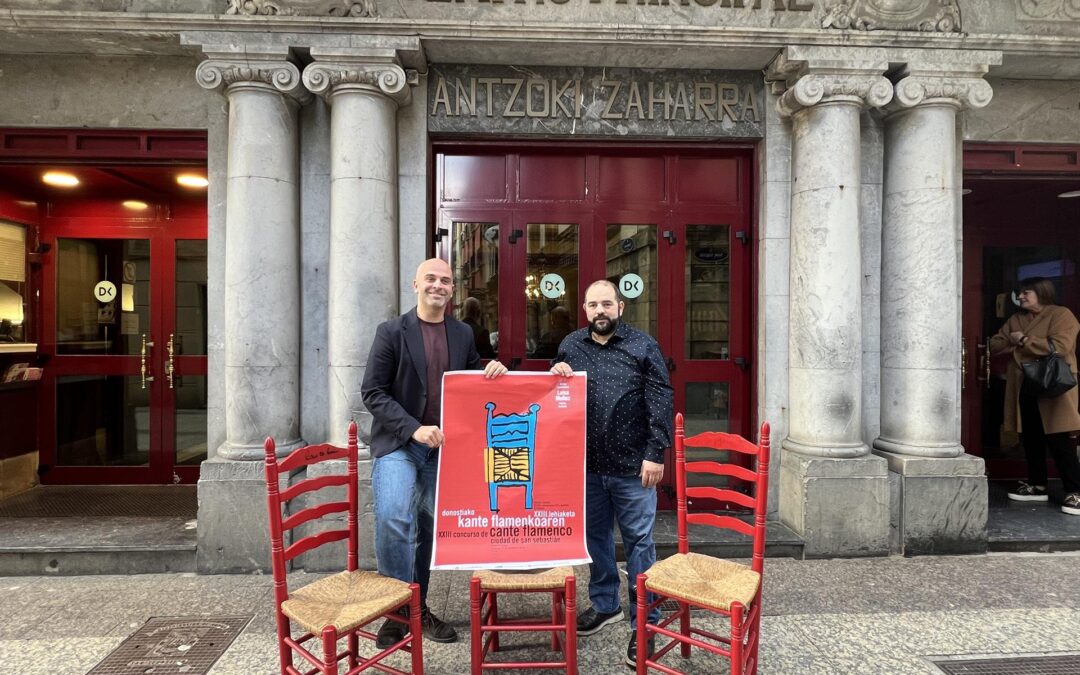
[619,273,645,299]
[93,280,117,304]
[540,273,566,299]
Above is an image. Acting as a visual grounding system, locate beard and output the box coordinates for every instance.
[589,313,620,336]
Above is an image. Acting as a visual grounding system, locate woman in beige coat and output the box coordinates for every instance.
[989,277,1080,515]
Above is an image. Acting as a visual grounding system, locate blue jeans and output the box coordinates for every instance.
[585,473,660,629]
[372,440,438,601]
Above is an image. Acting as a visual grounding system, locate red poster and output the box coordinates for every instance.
[432,372,590,570]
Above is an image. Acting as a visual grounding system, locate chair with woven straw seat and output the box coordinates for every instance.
[635,415,771,675]
[469,567,577,674]
[264,422,423,675]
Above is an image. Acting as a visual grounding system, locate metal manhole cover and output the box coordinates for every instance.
[932,653,1080,674]
[87,616,251,675]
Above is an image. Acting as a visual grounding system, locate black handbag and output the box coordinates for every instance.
[1020,342,1077,398]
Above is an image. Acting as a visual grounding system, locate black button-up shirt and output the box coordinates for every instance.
[555,322,674,476]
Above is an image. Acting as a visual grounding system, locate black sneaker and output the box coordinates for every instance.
[375,611,406,649]
[625,630,655,668]
[1008,482,1048,502]
[1063,493,1080,516]
[576,606,624,636]
[420,606,458,643]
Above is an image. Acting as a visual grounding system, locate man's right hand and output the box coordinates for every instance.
[550,362,574,377]
[412,425,444,448]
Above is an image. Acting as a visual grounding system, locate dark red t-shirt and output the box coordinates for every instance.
[419,318,449,426]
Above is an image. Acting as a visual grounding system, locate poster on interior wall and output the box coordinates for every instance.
[431,371,590,570]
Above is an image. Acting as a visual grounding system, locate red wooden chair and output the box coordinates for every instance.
[635,415,771,675]
[469,567,577,674]
[264,422,423,675]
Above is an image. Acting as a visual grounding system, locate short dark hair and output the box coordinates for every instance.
[1019,277,1057,306]
[586,279,624,303]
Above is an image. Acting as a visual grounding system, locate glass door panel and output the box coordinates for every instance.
[605,224,657,338]
[171,240,209,469]
[685,225,731,361]
[56,374,150,466]
[448,220,501,359]
[526,222,578,361]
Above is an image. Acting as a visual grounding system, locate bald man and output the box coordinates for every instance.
[362,258,507,647]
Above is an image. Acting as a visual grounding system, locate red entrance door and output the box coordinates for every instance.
[38,199,208,484]
[961,144,1080,479]
[435,145,754,508]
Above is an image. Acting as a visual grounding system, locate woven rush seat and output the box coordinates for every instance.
[282,569,413,635]
[643,552,760,613]
[473,566,574,591]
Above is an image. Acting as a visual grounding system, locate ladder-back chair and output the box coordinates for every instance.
[635,415,771,675]
[264,422,423,675]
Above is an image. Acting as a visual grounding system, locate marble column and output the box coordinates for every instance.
[194,46,309,572]
[873,52,999,554]
[304,50,413,450]
[765,47,892,557]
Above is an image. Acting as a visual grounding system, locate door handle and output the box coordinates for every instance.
[508,229,524,244]
[734,357,749,370]
[977,338,990,389]
[166,333,175,389]
[140,333,155,388]
[961,337,967,390]
[662,230,676,245]
[665,356,675,372]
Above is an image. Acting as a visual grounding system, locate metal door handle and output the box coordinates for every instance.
[665,356,675,372]
[734,356,749,370]
[166,333,175,389]
[961,337,966,390]
[977,339,990,389]
[140,333,155,388]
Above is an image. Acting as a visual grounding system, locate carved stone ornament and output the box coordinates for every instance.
[195,60,309,101]
[1016,0,1080,21]
[821,0,962,33]
[225,0,377,17]
[777,73,893,116]
[303,62,413,105]
[891,75,993,110]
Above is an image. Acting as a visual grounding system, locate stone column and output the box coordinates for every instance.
[873,51,1000,555]
[194,45,309,572]
[304,49,413,451]
[765,47,892,557]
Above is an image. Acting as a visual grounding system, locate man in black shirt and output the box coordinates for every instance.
[362,258,507,647]
[550,279,673,667]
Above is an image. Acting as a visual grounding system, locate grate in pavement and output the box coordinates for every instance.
[0,486,196,518]
[658,599,704,612]
[87,616,251,675]
[932,654,1080,674]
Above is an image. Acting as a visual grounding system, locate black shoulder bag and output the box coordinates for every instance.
[1021,341,1077,398]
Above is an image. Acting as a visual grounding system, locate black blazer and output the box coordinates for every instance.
[361,308,482,458]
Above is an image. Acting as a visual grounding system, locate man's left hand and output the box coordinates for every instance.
[640,460,664,488]
[483,360,509,379]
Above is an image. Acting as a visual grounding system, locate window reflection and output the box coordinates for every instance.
[527,223,578,360]
[684,382,731,491]
[605,224,657,338]
[685,225,730,360]
[451,222,499,358]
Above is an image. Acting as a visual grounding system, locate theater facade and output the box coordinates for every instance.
[1,0,1078,571]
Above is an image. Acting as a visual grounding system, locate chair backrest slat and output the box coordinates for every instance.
[285,529,350,562]
[686,487,755,511]
[278,442,352,473]
[687,512,754,537]
[281,500,350,532]
[280,474,350,503]
[685,461,758,483]
[674,414,771,564]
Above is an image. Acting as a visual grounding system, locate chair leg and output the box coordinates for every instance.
[490,592,500,652]
[470,577,483,675]
[680,600,691,658]
[729,602,744,675]
[551,590,561,651]
[566,576,578,675]
[321,627,339,675]
[348,630,359,669]
[636,573,648,675]
[276,614,292,675]
[409,583,424,675]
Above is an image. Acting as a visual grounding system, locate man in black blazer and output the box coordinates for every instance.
[362,257,507,647]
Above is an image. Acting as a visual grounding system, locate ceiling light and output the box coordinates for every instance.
[1058,190,1080,199]
[42,171,79,187]
[122,200,149,210]
[176,174,209,188]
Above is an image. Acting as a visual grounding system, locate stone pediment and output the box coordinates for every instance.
[225,0,376,17]
[822,0,962,33]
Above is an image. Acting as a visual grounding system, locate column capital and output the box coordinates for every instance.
[766,47,893,117]
[303,48,417,106]
[195,45,310,103]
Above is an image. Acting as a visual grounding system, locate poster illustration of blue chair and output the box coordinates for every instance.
[483,402,541,512]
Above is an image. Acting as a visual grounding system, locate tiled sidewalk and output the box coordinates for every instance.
[2,553,1079,674]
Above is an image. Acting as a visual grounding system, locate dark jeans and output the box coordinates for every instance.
[1019,394,1080,494]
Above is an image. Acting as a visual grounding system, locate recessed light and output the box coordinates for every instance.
[42,171,79,187]
[122,200,149,210]
[176,174,209,188]
[961,189,972,195]
[14,200,37,207]
[1058,190,1080,199]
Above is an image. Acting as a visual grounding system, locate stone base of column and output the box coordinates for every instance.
[874,450,987,556]
[217,438,305,462]
[779,452,890,557]
[197,457,277,573]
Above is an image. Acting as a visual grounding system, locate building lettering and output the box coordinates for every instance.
[425,0,814,9]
